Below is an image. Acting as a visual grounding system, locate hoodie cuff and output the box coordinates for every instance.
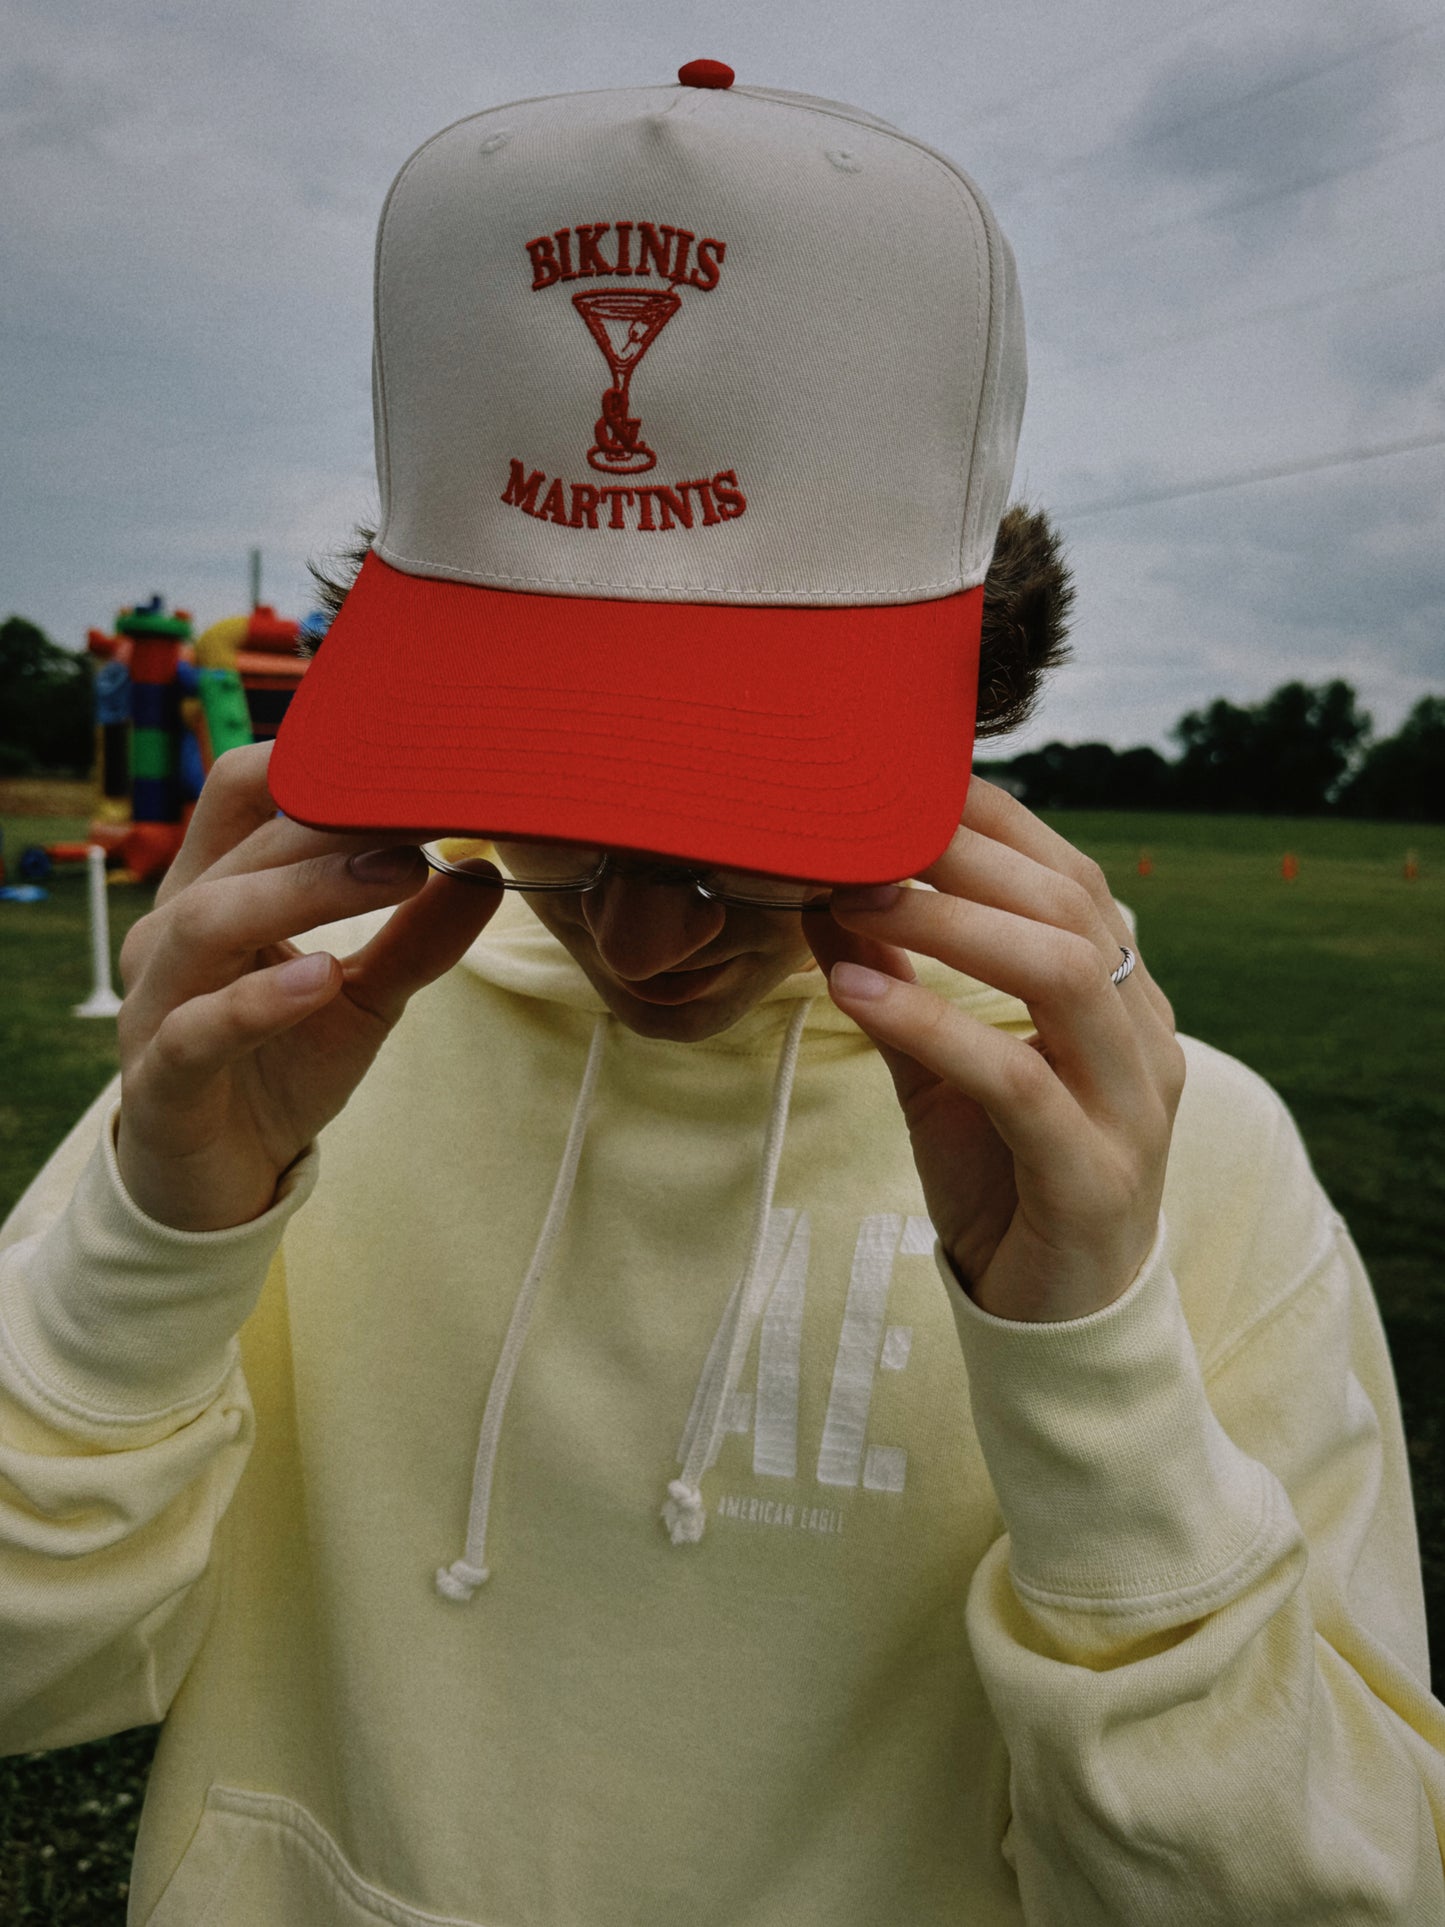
[0,1104,319,1428]
[938,1221,1274,1611]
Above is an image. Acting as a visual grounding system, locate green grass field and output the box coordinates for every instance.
[1,803,1442,1922]
[0,819,153,1223]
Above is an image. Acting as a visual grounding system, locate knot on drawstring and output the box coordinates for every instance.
[662,1479,706,1546]
[435,1558,490,1602]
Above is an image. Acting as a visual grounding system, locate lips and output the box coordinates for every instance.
[620,959,734,1005]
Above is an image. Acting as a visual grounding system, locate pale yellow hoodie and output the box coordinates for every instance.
[2,893,1443,1925]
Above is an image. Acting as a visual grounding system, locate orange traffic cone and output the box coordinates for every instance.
[1137,850,1153,878]
[1281,852,1299,881]
[1404,850,1419,881]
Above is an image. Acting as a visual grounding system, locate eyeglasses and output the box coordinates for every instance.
[420,837,854,911]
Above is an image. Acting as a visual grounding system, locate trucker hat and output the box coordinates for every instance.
[268,60,1027,886]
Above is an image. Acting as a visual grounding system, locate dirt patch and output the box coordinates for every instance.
[0,778,96,817]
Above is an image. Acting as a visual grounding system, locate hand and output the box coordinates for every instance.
[115,742,503,1233]
[809,779,1186,1322]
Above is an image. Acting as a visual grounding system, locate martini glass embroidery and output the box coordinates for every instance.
[572,288,682,474]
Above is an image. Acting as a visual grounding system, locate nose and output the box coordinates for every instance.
[581,873,728,979]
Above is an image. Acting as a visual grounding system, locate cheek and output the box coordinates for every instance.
[751,913,818,975]
[520,897,587,954]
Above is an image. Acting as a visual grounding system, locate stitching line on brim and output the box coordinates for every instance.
[377,684,837,730]
[325,732,905,801]
[373,705,846,756]
[374,542,970,601]
[294,788,916,842]
[325,694,905,800]
[280,750,916,835]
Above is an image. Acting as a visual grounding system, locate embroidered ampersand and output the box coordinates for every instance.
[573,288,682,476]
[592,386,651,471]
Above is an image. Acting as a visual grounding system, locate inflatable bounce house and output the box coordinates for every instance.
[68,595,324,883]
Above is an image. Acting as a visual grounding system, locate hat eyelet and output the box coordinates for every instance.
[826,148,863,173]
[479,129,512,155]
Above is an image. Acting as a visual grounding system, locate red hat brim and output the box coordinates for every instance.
[269,552,981,886]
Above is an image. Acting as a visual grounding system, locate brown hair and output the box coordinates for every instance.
[306,500,1073,739]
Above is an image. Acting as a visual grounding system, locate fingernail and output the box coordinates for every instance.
[277,951,333,994]
[348,846,420,883]
[832,883,901,913]
[831,961,893,1001]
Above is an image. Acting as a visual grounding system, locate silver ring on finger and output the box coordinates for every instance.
[1110,945,1137,987]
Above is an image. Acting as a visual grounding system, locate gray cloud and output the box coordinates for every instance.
[0,60,122,154]
[1329,276,1445,401]
[1135,459,1444,633]
[1126,22,1404,206]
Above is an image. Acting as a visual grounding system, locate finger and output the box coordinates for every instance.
[169,742,462,895]
[805,910,932,1104]
[936,817,1174,1039]
[954,778,1173,1022]
[831,887,1150,1124]
[804,906,916,990]
[930,781,1176,1034]
[140,948,345,1104]
[127,843,435,1031]
[156,742,283,906]
[952,776,1117,914]
[919,824,1115,958]
[339,866,506,1026]
[200,808,459,886]
[827,967,1087,1171]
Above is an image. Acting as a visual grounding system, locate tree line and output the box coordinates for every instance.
[2,613,1441,821]
[0,617,93,777]
[979,680,1444,822]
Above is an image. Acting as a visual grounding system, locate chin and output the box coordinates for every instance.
[606,988,755,1042]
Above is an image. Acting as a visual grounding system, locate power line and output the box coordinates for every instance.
[1058,429,1445,519]
[962,0,1259,135]
[1084,262,1445,368]
[1037,125,1445,273]
[996,14,1443,205]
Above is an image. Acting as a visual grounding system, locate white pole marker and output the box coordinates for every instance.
[73,845,123,1018]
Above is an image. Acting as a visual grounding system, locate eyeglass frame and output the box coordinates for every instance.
[419,839,863,911]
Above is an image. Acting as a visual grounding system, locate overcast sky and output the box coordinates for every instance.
[3,0,1442,754]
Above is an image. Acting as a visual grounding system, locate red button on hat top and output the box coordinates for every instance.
[678,59,735,89]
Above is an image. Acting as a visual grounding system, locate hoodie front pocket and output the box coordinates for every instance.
[144,1784,497,1927]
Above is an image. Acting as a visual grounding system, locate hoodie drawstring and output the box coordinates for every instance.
[436,995,816,1599]
[662,997,813,1548]
[436,1012,610,1602]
